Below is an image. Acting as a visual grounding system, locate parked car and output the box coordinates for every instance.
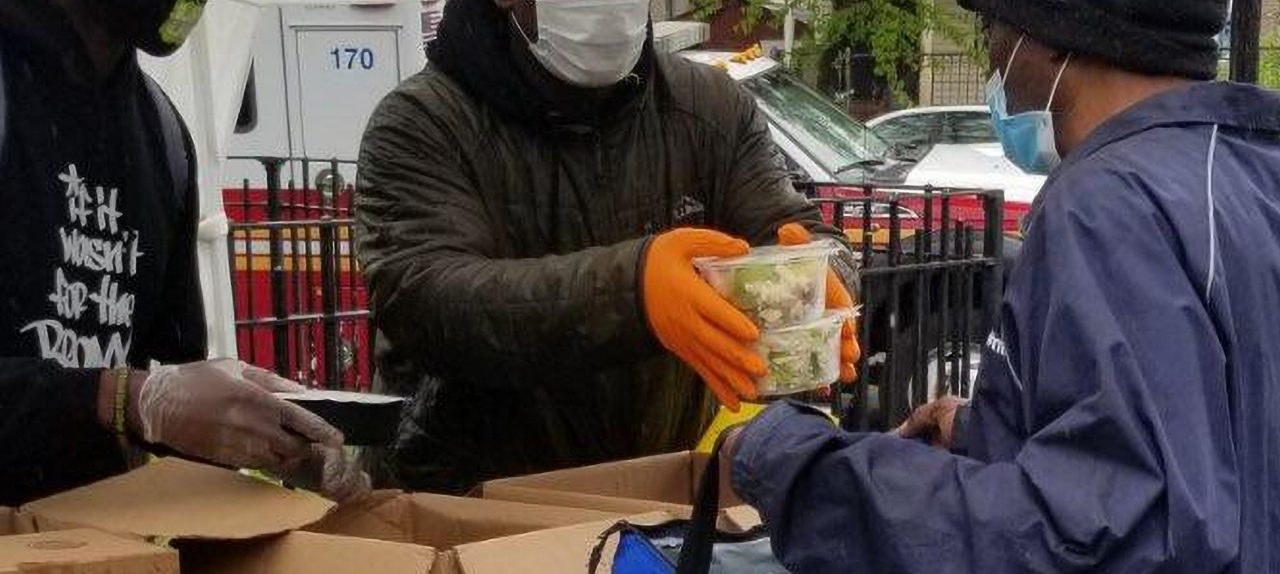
[866,105,997,153]
[678,51,1045,236]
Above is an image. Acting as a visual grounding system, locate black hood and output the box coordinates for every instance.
[426,0,655,130]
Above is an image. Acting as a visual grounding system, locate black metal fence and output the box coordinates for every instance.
[224,157,374,391]
[221,159,1004,432]
[1220,46,1280,87]
[920,53,986,106]
[799,183,1005,431]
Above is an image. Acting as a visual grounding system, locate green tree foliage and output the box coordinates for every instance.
[693,0,982,103]
[1261,34,1280,89]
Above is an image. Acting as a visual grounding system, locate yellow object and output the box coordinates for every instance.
[112,368,130,462]
[730,44,764,64]
[845,227,919,247]
[696,403,768,453]
[712,59,729,70]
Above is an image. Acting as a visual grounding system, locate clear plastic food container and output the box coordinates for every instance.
[695,241,837,330]
[755,311,847,396]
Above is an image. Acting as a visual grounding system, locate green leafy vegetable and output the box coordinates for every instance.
[725,258,824,329]
[756,315,842,395]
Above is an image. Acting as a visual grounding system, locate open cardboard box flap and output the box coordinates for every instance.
[486,452,698,503]
[0,507,35,537]
[310,494,665,574]
[308,490,624,549]
[179,531,436,574]
[0,528,179,574]
[444,512,673,574]
[21,457,334,540]
[16,461,436,573]
[482,484,698,518]
[482,451,762,530]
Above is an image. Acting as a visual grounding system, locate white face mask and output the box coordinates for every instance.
[512,0,650,88]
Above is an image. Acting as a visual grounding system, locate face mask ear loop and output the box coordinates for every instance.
[1046,53,1073,112]
[510,11,536,46]
[1002,34,1026,84]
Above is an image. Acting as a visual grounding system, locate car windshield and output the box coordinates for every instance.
[744,72,892,174]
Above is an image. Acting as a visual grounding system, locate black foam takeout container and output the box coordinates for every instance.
[276,390,405,446]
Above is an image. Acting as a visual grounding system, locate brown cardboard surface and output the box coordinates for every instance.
[0,508,11,536]
[308,491,623,549]
[482,484,698,518]
[445,512,672,574]
[0,528,178,574]
[180,531,435,574]
[487,452,697,503]
[722,505,763,531]
[482,451,758,528]
[22,457,334,540]
[0,507,37,536]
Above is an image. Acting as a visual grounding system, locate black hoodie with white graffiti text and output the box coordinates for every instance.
[0,1,206,505]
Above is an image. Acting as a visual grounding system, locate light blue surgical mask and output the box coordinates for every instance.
[986,35,1072,175]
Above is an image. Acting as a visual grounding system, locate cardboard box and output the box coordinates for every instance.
[16,458,441,573]
[0,506,38,536]
[22,457,334,539]
[179,531,436,574]
[307,490,634,573]
[482,451,762,529]
[308,490,624,549]
[0,507,33,536]
[0,528,178,573]
[15,459,641,574]
[440,512,673,574]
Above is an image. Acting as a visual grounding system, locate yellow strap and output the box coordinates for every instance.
[697,402,843,454]
[696,403,768,454]
[112,368,132,466]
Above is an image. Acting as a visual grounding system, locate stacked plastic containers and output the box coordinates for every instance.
[696,241,848,396]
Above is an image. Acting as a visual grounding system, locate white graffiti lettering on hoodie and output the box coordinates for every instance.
[21,164,144,368]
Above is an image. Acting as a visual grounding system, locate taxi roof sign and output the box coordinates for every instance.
[679,46,782,81]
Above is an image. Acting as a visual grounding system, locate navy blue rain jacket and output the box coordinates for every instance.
[732,82,1280,573]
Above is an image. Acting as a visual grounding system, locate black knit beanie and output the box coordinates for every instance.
[959,0,1228,80]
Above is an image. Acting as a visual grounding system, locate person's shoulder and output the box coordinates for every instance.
[366,64,484,141]
[656,52,740,95]
[1048,125,1215,220]
[654,52,754,136]
[1030,134,1198,248]
[1041,155,1155,214]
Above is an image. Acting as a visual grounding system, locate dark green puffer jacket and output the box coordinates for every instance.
[356,3,854,493]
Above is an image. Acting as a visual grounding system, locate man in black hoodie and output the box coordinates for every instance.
[0,0,366,505]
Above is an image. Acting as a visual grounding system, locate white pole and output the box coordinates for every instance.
[189,20,241,359]
[784,7,796,67]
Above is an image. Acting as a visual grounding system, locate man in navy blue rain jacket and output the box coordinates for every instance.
[723,0,1280,571]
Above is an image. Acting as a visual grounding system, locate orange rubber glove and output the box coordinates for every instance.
[778,223,861,382]
[644,228,768,412]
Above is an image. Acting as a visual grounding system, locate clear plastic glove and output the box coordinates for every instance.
[280,445,372,505]
[135,359,344,472]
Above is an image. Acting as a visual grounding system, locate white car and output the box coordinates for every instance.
[866,105,997,151]
[679,52,1045,211]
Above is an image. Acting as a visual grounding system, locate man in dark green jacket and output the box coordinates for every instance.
[356,0,857,493]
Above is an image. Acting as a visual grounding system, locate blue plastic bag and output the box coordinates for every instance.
[588,431,790,574]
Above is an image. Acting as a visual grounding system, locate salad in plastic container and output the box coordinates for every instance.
[695,241,837,329]
[754,311,848,396]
